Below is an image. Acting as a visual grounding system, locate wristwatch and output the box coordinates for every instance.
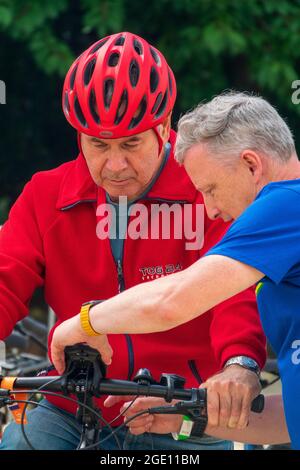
[172,414,208,441]
[80,300,103,336]
[224,356,260,377]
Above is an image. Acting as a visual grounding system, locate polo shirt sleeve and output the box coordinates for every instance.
[206,187,300,284]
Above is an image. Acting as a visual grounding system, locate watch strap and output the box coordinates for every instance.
[224,356,260,376]
[80,300,103,336]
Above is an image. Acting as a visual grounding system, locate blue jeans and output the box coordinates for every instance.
[0,399,233,450]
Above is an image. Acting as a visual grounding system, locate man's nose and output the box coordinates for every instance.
[203,197,221,220]
[206,207,221,220]
[104,153,128,173]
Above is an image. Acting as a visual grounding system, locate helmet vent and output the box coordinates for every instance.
[129,59,140,87]
[83,58,96,86]
[133,39,143,55]
[154,90,168,119]
[115,35,125,46]
[63,92,70,115]
[151,92,163,114]
[108,52,120,67]
[104,78,115,110]
[74,96,87,127]
[69,63,78,90]
[89,88,100,124]
[128,96,147,129]
[114,89,128,125]
[150,66,159,93]
[90,38,109,54]
[150,47,161,66]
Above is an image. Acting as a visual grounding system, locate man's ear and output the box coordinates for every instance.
[159,113,172,143]
[241,150,263,181]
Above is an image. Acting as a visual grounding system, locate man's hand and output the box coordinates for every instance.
[103,364,260,436]
[200,365,261,429]
[51,314,113,374]
[105,395,182,435]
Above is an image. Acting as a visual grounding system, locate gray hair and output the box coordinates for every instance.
[175,91,295,165]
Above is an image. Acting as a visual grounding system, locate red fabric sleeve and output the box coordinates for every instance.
[0,180,45,339]
[209,288,266,370]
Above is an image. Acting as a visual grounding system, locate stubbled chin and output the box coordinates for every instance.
[105,185,138,201]
[222,215,234,222]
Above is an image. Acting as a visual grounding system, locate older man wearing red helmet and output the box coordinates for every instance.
[0,32,265,450]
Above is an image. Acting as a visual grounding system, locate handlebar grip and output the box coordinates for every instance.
[250,394,264,413]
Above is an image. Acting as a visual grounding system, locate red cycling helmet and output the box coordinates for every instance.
[62,32,176,153]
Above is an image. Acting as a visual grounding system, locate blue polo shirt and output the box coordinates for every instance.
[206,179,300,449]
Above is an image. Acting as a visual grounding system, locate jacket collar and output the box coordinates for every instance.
[56,152,97,210]
[56,130,197,210]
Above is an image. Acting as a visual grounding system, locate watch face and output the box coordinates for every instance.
[242,358,251,366]
[90,300,104,306]
[242,357,258,369]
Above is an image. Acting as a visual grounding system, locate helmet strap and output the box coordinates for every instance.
[153,126,164,157]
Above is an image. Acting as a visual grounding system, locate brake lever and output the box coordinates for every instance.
[148,389,264,420]
[148,389,206,420]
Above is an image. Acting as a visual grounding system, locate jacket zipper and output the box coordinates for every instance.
[188,360,203,385]
[115,197,190,382]
[117,259,125,293]
[116,258,134,381]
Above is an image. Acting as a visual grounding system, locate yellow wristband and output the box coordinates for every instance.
[80,302,102,336]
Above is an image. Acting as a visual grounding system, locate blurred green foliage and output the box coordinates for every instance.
[1,0,300,222]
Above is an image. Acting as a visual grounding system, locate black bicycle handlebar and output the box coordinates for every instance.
[0,344,265,451]
[0,343,265,416]
[1,371,265,414]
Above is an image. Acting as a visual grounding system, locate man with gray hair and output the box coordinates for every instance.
[51,91,300,448]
